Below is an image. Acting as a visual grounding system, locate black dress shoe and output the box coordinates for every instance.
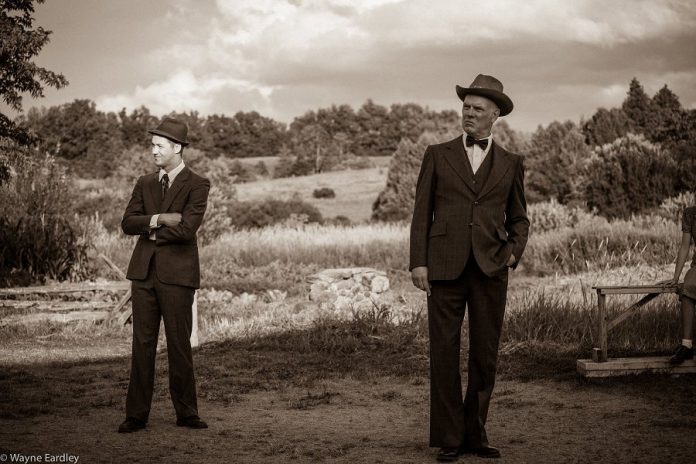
[176,415,208,429]
[669,344,694,365]
[118,417,146,433]
[459,445,501,459]
[436,447,460,462]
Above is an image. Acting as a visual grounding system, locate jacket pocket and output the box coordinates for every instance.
[429,221,447,237]
[496,227,508,242]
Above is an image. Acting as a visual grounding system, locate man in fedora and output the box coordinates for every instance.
[118,116,211,433]
[410,75,529,460]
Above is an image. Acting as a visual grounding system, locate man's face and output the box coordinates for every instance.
[151,135,181,172]
[461,94,499,139]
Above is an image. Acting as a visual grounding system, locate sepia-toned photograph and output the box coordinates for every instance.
[1,0,696,462]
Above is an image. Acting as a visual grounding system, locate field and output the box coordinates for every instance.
[2,165,696,463]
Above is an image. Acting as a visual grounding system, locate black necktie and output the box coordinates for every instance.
[161,173,169,199]
[465,135,488,150]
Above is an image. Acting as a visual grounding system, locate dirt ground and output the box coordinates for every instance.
[3,371,696,464]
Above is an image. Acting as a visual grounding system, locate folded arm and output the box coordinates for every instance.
[121,177,156,236]
[156,178,211,244]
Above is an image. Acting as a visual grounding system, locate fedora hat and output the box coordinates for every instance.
[148,117,190,146]
[456,74,513,116]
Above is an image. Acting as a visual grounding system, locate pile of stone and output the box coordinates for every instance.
[307,267,392,313]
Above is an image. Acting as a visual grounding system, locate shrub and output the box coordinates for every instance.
[372,132,443,221]
[71,188,127,232]
[0,144,89,285]
[528,199,599,235]
[312,187,335,199]
[584,134,677,219]
[226,196,322,229]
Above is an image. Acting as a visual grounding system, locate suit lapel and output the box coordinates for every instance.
[161,166,191,212]
[477,142,513,199]
[149,172,163,209]
[443,136,477,193]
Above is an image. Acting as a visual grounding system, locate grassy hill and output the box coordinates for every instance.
[235,166,389,223]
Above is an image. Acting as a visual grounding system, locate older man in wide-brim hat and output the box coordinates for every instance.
[410,74,529,461]
[118,116,211,434]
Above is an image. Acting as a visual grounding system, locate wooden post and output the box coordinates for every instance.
[190,290,199,348]
[597,290,608,362]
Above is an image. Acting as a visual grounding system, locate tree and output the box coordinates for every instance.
[372,132,443,221]
[354,99,391,157]
[22,99,124,177]
[491,119,528,154]
[581,107,632,147]
[621,77,653,135]
[119,106,159,149]
[651,85,683,145]
[584,134,677,219]
[1,0,68,144]
[525,120,591,205]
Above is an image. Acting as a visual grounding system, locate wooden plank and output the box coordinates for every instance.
[98,254,127,280]
[597,291,608,362]
[0,281,129,296]
[577,357,696,378]
[593,285,677,295]
[606,293,660,331]
[111,289,131,318]
[0,310,111,325]
[0,301,112,312]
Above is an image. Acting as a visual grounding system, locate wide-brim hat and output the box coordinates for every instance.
[148,117,190,146]
[456,74,513,116]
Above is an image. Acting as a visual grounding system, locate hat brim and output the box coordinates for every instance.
[148,129,190,146]
[456,85,513,116]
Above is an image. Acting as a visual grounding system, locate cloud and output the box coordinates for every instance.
[91,0,696,129]
[97,69,275,115]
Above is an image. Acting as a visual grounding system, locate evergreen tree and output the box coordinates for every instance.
[372,132,443,221]
[525,120,591,205]
[581,107,632,147]
[584,134,677,218]
[621,77,653,134]
[651,85,682,144]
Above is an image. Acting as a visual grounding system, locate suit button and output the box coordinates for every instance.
[474,201,479,206]
[469,223,473,226]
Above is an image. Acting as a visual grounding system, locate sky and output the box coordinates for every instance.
[18,0,696,132]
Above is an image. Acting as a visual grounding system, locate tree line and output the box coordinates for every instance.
[373,78,696,221]
[15,99,461,178]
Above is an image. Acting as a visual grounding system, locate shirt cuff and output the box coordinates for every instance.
[149,214,160,229]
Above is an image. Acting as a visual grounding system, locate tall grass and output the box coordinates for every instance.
[203,223,409,270]
[504,290,680,352]
[523,215,679,275]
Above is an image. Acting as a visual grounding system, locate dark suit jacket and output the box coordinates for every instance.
[409,135,529,279]
[122,166,210,288]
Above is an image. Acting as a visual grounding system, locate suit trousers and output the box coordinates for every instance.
[126,256,198,421]
[427,254,508,448]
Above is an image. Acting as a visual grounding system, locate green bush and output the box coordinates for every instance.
[584,134,678,219]
[312,187,335,199]
[0,144,89,285]
[528,199,599,235]
[71,188,127,231]
[226,196,323,229]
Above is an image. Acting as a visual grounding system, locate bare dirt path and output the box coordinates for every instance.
[3,374,696,463]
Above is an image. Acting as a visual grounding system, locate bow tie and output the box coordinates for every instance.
[465,135,488,150]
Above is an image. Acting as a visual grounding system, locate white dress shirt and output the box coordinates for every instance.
[463,134,492,174]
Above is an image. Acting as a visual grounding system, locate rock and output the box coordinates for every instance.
[307,267,392,313]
